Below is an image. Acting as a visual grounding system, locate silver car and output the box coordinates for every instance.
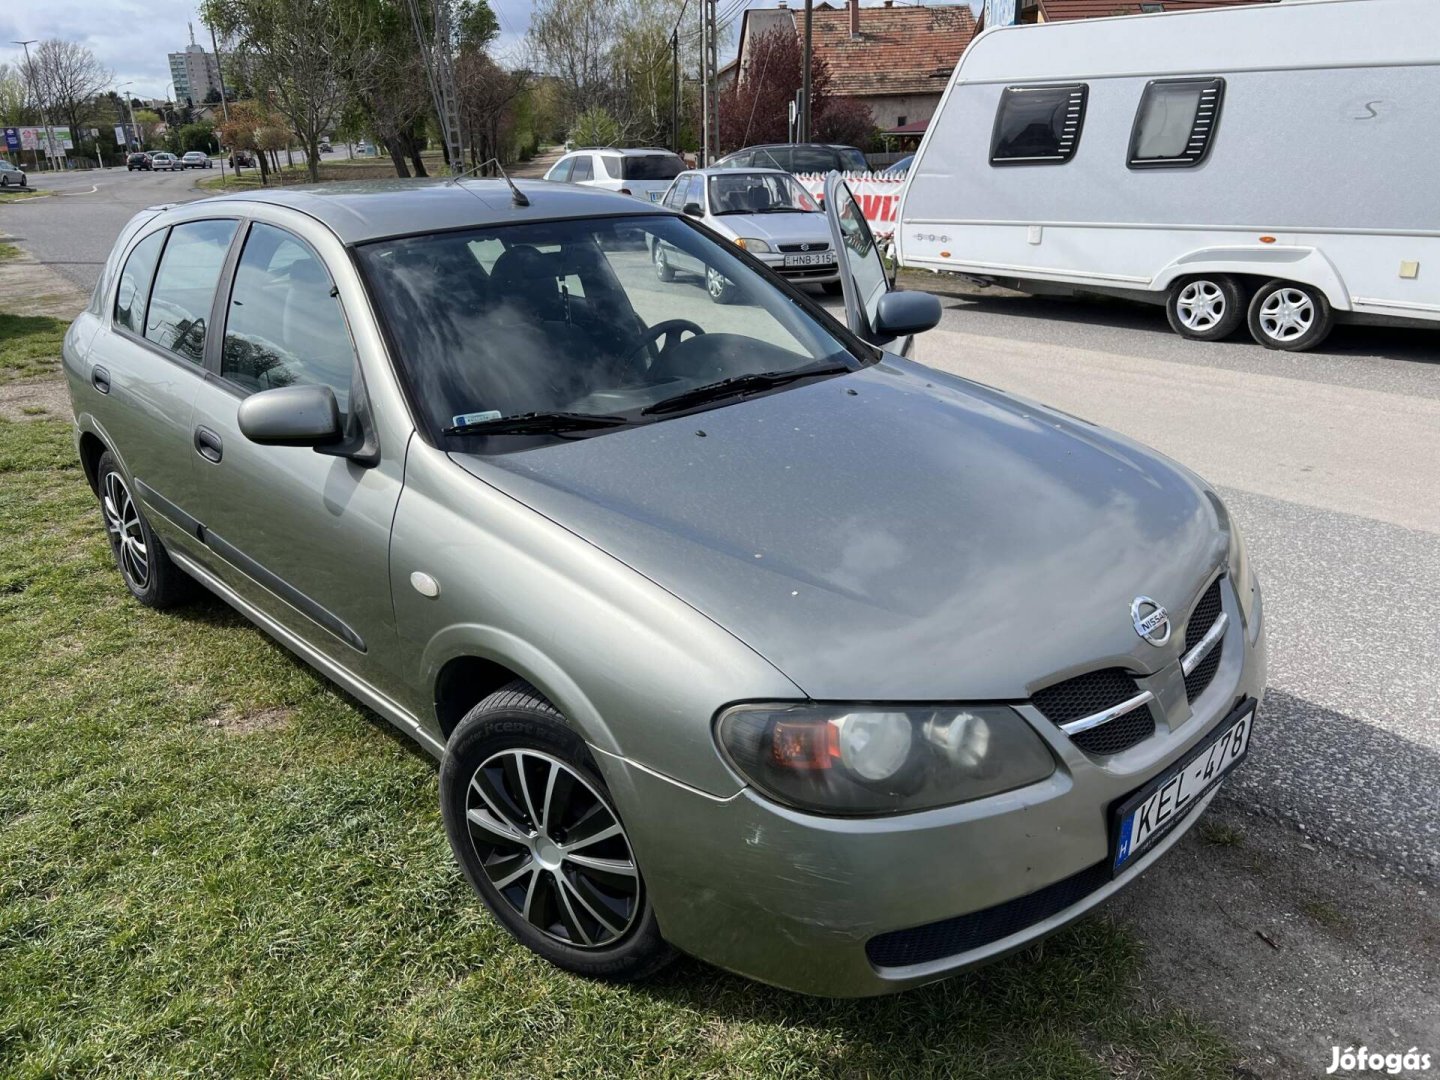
[63,176,1264,997]
[653,168,842,300]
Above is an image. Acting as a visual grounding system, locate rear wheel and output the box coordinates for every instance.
[1165,275,1245,341]
[1247,279,1334,352]
[95,451,192,609]
[439,681,674,982]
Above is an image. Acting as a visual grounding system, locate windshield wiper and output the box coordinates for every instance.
[442,411,631,437]
[641,362,850,417]
[756,207,806,213]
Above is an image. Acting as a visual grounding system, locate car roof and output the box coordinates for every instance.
[733,143,858,152]
[568,147,678,157]
[688,167,790,178]
[197,178,671,245]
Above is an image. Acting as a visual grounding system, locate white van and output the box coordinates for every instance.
[898,0,1440,351]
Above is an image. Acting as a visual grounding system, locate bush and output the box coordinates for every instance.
[568,106,622,149]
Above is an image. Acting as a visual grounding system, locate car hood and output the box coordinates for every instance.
[453,358,1226,700]
[708,211,830,247]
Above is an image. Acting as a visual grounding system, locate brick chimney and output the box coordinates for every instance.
[850,0,861,39]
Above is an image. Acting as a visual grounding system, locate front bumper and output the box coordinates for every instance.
[599,579,1266,997]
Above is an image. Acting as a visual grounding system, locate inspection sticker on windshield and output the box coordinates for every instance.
[452,411,502,427]
[1111,702,1254,875]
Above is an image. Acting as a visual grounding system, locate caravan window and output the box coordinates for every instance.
[989,84,1088,166]
[1128,78,1225,168]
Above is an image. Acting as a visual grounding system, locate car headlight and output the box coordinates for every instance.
[716,704,1055,816]
[735,237,771,253]
[1227,517,1259,635]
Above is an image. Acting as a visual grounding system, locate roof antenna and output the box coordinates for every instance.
[447,157,529,207]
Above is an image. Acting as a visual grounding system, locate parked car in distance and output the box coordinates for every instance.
[880,154,914,177]
[714,143,870,174]
[64,178,1263,998]
[149,152,180,171]
[181,151,213,169]
[126,152,152,171]
[542,147,687,202]
[228,150,254,168]
[0,159,27,188]
[319,141,332,153]
[653,168,841,300]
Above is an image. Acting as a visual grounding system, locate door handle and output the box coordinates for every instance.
[194,426,223,463]
[91,365,111,394]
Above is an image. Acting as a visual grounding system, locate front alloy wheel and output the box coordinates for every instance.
[706,266,736,305]
[439,682,673,981]
[466,749,641,948]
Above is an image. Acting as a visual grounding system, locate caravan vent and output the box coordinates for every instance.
[1128,77,1226,169]
[990,84,1089,166]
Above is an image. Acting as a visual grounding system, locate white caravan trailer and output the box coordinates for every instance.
[897,0,1440,351]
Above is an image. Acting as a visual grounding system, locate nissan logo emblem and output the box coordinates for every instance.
[1131,596,1171,646]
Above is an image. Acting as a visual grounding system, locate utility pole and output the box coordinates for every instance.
[14,40,60,171]
[801,0,813,142]
[701,0,718,165]
[207,18,231,126]
[406,0,464,171]
[670,29,679,154]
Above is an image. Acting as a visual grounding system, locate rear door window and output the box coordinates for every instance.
[113,229,167,335]
[546,157,574,182]
[570,155,594,182]
[599,154,622,180]
[620,154,686,180]
[990,84,1088,165]
[144,219,238,363]
[837,148,870,173]
[1128,78,1225,168]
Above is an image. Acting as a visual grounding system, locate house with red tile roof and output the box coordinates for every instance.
[721,1,977,133]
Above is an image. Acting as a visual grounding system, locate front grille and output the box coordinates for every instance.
[1070,708,1156,756]
[1032,668,1139,726]
[777,241,830,253]
[866,861,1111,968]
[1032,667,1153,756]
[1185,578,1223,652]
[1183,577,1225,702]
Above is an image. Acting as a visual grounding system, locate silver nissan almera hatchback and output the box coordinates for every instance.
[63,175,1265,996]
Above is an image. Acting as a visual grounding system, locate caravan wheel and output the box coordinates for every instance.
[1166,275,1245,341]
[1247,280,1334,352]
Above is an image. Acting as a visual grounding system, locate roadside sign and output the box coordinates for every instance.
[3,127,19,152]
[115,125,127,147]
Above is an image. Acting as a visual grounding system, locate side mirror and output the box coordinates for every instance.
[682,201,704,218]
[237,384,342,447]
[873,290,942,339]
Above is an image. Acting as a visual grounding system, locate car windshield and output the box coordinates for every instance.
[357,214,863,447]
[708,172,819,215]
[620,154,685,180]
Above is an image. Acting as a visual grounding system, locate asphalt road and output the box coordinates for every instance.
[5,176,1437,885]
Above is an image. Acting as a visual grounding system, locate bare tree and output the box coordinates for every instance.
[455,51,529,167]
[21,40,112,145]
[0,63,30,127]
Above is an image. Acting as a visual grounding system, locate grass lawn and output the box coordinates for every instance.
[0,313,67,381]
[0,188,49,203]
[0,416,1237,1078]
[0,243,21,262]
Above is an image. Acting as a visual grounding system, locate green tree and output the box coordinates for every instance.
[568,106,622,148]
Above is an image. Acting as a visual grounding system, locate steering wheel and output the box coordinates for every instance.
[623,318,706,371]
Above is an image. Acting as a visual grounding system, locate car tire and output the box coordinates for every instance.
[1246,279,1334,352]
[0,175,8,188]
[706,266,737,305]
[653,244,675,283]
[822,279,844,297]
[95,451,192,609]
[1165,275,1246,341]
[439,680,675,983]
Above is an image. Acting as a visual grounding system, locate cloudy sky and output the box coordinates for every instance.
[2,0,971,103]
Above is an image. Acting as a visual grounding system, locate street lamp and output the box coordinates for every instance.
[13,39,60,170]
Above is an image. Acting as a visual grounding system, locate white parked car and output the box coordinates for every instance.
[543,147,687,203]
[651,168,842,301]
[181,151,213,169]
[149,152,181,172]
